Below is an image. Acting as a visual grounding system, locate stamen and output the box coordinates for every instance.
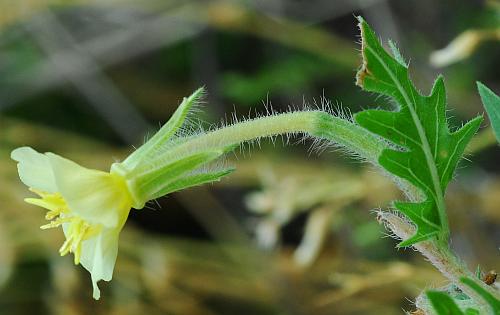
[27,189,99,265]
[74,243,82,265]
[59,235,73,256]
[55,217,95,265]
[73,225,89,265]
[40,217,72,230]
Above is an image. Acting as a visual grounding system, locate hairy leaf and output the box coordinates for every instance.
[477,82,500,144]
[354,17,482,246]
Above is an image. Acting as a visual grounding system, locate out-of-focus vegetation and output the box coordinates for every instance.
[0,1,499,314]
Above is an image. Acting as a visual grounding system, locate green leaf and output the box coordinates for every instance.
[354,17,482,246]
[388,39,407,67]
[222,54,335,105]
[427,291,466,315]
[477,82,500,144]
[461,277,500,314]
[464,309,480,315]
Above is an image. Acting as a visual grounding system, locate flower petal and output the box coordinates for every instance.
[47,153,132,228]
[78,229,120,300]
[11,147,57,193]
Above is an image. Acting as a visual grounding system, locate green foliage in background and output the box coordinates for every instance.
[222,54,336,105]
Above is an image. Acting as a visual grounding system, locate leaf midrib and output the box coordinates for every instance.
[365,44,448,239]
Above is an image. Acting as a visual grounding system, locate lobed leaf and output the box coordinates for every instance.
[354,17,482,246]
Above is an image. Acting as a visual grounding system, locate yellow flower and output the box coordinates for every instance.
[9,88,249,300]
[11,147,137,300]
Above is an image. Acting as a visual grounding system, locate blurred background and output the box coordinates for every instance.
[0,1,499,314]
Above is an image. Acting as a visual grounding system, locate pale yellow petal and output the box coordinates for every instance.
[47,153,132,228]
[11,147,57,193]
[78,229,120,300]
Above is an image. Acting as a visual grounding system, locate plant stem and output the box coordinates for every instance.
[379,211,500,312]
[150,111,386,167]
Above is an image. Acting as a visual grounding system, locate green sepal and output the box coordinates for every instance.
[134,150,225,201]
[123,87,205,169]
[222,143,240,154]
[139,143,237,200]
[149,168,235,200]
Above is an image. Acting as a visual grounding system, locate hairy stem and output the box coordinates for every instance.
[149,111,386,167]
[379,211,500,311]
